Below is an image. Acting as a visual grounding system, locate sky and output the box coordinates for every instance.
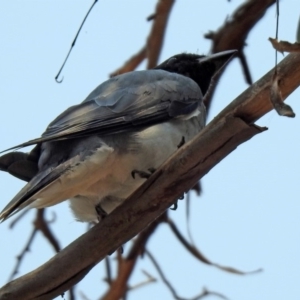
[0,1,300,300]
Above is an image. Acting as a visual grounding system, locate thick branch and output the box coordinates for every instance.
[0,53,300,300]
[207,0,276,53]
[204,0,276,110]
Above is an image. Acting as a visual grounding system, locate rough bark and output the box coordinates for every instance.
[1,52,299,300]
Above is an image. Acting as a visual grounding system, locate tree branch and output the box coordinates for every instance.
[204,0,276,111]
[110,0,174,76]
[100,214,164,300]
[166,218,261,275]
[207,0,276,51]
[1,53,300,300]
[146,0,174,69]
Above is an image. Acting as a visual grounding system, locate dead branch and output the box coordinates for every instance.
[34,209,60,253]
[9,210,30,229]
[8,209,60,281]
[207,0,276,53]
[100,213,165,300]
[204,0,276,110]
[0,52,299,300]
[127,270,156,291]
[110,0,174,76]
[145,249,228,300]
[269,37,300,53]
[109,46,146,77]
[8,226,37,281]
[166,218,262,275]
[146,0,174,69]
[103,257,112,286]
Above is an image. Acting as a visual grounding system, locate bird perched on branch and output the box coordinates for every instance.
[0,50,236,222]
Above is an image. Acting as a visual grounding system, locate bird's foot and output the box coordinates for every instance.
[177,136,185,149]
[170,194,185,210]
[131,168,156,179]
[95,203,108,221]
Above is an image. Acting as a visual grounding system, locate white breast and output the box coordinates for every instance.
[69,110,205,222]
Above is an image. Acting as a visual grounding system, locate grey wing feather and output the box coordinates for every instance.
[2,70,202,151]
[0,155,81,221]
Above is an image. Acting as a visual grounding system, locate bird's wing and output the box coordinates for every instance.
[0,146,40,181]
[3,70,202,151]
[0,154,81,221]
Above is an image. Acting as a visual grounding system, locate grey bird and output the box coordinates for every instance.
[0,50,236,222]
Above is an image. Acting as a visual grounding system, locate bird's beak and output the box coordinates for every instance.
[197,50,237,75]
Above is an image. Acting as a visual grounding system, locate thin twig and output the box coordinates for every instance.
[146,0,175,69]
[8,227,38,280]
[110,46,146,77]
[127,270,156,291]
[104,257,112,285]
[34,209,60,252]
[55,0,99,82]
[145,249,179,299]
[68,286,76,300]
[185,192,196,247]
[79,291,92,300]
[275,0,279,65]
[166,217,262,275]
[238,49,252,85]
[101,214,165,300]
[8,209,61,280]
[146,249,228,300]
[9,209,30,229]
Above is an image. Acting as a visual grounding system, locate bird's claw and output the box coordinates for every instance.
[170,194,184,210]
[177,136,185,149]
[95,203,108,221]
[170,201,178,210]
[131,168,156,179]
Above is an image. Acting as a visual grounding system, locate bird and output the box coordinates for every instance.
[0,50,236,223]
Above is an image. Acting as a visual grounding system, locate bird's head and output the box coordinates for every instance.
[155,50,237,95]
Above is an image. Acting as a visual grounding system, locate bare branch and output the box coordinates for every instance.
[127,270,156,291]
[104,257,112,286]
[145,249,181,299]
[8,227,38,281]
[1,53,300,300]
[167,218,262,275]
[78,291,91,300]
[204,0,276,111]
[207,0,276,53]
[34,209,60,253]
[9,209,30,229]
[100,214,164,300]
[146,0,174,69]
[146,250,228,300]
[110,0,174,76]
[269,38,300,53]
[8,209,60,280]
[237,49,252,85]
[109,46,146,77]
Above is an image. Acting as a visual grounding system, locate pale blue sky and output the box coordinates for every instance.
[0,1,300,300]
